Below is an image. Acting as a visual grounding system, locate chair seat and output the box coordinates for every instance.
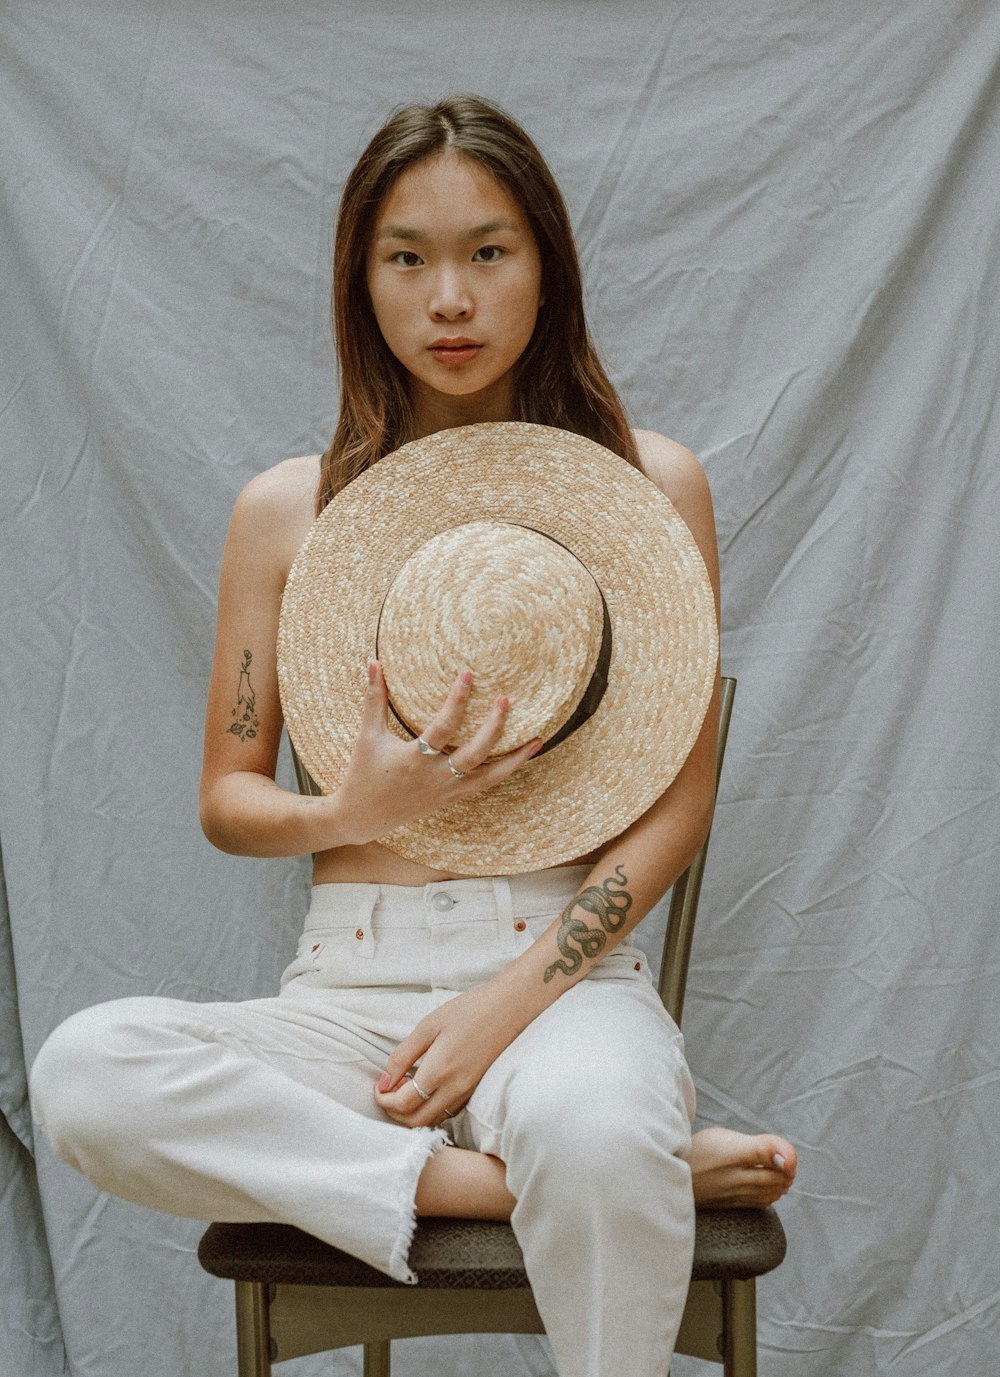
[198,1207,786,1292]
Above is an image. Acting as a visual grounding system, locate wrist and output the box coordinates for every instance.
[299,789,369,851]
[486,952,562,1034]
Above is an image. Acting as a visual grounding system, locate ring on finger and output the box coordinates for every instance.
[447,757,467,780]
[409,1076,432,1102]
[416,735,441,756]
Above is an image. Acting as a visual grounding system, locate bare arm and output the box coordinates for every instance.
[529,428,722,975]
[199,460,540,858]
[199,459,342,856]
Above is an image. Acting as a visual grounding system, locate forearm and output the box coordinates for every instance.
[199,770,353,857]
[480,748,717,1034]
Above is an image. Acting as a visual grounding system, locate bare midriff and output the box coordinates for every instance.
[311,838,605,887]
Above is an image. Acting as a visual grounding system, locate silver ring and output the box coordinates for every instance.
[410,1077,432,1102]
[416,736,441,756]
[447,758,467,780]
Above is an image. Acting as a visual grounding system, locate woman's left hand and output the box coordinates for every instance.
[374,983,523,1128]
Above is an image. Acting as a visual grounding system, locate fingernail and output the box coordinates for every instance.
[773,1153,785,1170]
[497,694,509,712]
[461,670,473,686]
[376,1072,391,1092]
[368,662,377,685]
[528,738,544,757]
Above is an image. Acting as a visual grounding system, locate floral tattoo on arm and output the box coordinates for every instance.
[543,864,633,983]
[229,649,260,741]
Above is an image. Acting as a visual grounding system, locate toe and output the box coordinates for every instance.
[753,1133,797,1182]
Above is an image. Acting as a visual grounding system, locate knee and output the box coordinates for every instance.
[502,1065,693,1202]
[30,998,159,1168]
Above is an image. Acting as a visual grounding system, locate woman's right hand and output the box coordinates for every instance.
[333,661,542,847]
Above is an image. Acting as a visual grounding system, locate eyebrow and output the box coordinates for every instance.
[376,218,521,242]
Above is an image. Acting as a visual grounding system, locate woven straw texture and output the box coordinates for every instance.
[277,422,718,874]
[378,521,605,755]
[198,1208,786,1289]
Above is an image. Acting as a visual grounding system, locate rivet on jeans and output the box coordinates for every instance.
[514,920,526,932]
[355,929,364,941]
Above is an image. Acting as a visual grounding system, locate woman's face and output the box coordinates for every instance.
[366,151,543,424]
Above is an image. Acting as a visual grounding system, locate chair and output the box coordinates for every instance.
[199,677,787,1376]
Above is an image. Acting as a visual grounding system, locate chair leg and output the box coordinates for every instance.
[234,1281,272,1377]
[722,1277,757,1377]
[364,1340,391,1377]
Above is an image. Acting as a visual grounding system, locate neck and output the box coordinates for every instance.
[409,374,518,439]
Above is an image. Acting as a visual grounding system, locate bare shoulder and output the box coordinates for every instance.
[632,430,711,512]
[237,454,321,518]
[632,429,719,588]
[228,455,322,576]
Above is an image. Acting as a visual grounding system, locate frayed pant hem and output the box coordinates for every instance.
[388,1127,451,1284]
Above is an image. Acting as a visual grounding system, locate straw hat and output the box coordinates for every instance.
[277,421,718,875]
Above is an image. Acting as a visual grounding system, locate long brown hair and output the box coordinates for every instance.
[317,95,640,511]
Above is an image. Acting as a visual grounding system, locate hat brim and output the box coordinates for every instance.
[277,422,718,875]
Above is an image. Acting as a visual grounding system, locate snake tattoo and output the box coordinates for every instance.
[543,864,633,983]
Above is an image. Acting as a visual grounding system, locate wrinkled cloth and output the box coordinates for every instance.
[5,2,1000,1375]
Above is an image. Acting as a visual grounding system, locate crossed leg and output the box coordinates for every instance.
[416,1125,796,1218]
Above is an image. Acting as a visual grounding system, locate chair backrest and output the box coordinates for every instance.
[287,673,736,1032]
[658,676,736,1027]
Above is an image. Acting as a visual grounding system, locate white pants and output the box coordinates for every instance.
[30,866,696,1377]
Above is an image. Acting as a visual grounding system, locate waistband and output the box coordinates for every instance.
[304,865,591,934]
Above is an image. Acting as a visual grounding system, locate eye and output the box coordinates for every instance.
[472,245,504,264]
[391,250,423,267]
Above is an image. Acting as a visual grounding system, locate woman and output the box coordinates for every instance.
[31,96,794,1376]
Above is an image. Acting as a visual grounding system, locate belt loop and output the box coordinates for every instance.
[493,876,517,951]
[351,891,378,959]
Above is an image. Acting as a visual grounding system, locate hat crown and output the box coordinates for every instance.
[378,520,605,755]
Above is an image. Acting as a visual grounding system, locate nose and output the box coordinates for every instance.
[429,266,472,321]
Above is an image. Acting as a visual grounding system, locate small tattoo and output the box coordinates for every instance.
[228,649,260,741]
[543,865,633,983]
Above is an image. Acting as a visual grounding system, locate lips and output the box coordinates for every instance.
[429,338,482,364]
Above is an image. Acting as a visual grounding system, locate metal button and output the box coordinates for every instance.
[431,892,456,912]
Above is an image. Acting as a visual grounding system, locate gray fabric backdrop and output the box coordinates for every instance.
[3,2,999,1374]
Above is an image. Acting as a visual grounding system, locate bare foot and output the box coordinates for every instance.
[687,1126,797,1207]
[414,1146,516,1219]
[413,1129,797,1219]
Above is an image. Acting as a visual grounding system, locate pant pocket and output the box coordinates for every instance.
[279,939,325,990]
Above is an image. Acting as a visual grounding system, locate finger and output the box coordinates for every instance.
[457,734,544,791]
[378,1029,435,1093]
[420,670,474,749]
[376,1072,433,1116]
[376,1071,454,1128]
[448,693,511,770]
[359,661,389,734]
